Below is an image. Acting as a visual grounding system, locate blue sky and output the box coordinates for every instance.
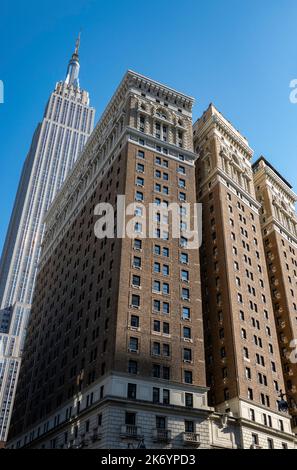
[0,0,296,253]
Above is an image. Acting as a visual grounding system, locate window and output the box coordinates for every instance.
[154,244,161,255]
[163,389,170,405]
[133,256,142,268]
[181,252,189,264]
[131,294,140,308]
[131,315,139,328]
[248,388,254,400]
[125,412,136,426]
[279,420,284,431]
[182,288,190,300]
[154,262,161,273]
[163,247,169,257]
[183,326,191,339]
[153,364,161,378]
[156,416,166,430]
[163,283,170,295]
[163,344,170,357]
[153,342,161,356]
[185,393,193,408]
[153,387,160,404]
[162,366,170,380]
[153,280,161,292]
[135,191,144,201]
[129,337,139,352]
[132,275,141,287]
[183,348,192,362]
[153,299,161,312]
[137,162,144,173]
[267,438,274,449]
[163,302,170,314]
[128,360,138,374]
[163,265,170,276]
[252,433,259,445]
[137,150,145,159]
[163,322,170,334]
[127,383,137,399]
[182,307,190,320]
[153,320,161,332]
[185,420,194,433]
[181,270,189,282]
[250,409,255,421]
[184,370,193,384]
[136,176,144,186]
[134,239,142,250]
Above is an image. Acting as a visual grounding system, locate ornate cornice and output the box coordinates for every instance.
[194,112,253,160]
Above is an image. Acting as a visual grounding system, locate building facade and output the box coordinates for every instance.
[253,157,297,429]
[193,104,295,449]
[7,71,244,450]
[0,37,95,445]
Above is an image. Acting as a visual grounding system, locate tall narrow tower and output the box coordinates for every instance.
[0,37,95,444]
[193,104,295,449]
[253,157,297,429]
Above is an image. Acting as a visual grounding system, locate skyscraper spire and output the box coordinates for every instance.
[65,33,81,88]
[75,31,80,55]
[0,34,95,445]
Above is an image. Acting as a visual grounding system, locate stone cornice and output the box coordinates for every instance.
[194,113,253,160]
[253,165,297,203]
[45,71,195,228]
[127,70,195,108]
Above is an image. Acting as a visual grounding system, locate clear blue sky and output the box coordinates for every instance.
[0,0,297,253]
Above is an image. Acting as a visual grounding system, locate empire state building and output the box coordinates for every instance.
[0,36,95,444]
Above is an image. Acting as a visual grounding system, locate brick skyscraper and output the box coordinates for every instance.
[8,72,224,449]
[253,157,297,430]
[193,104,295,448]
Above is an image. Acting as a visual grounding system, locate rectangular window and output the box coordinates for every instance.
[163,389,170,405]
[131,294,140,308]
[129,337,139,352]
[185,393,193,408]
[127,383,137,400]
[128,360,138,374]
[184,370,193,384]
[153,387,160,404]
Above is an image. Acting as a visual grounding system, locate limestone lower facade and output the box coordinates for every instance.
[7,373,296,449]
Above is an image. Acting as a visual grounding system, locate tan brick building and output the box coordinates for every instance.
[6,75,297,450]
[193,104,295,448]
[253,157,297,429]
[7,72,238,450]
